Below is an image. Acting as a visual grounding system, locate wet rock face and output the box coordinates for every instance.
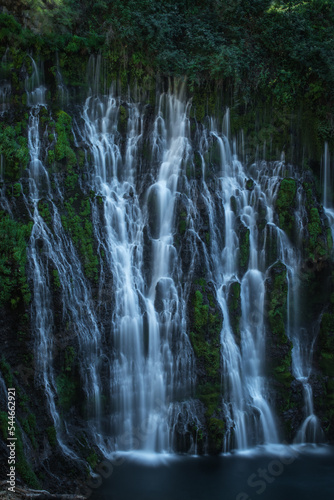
[265,261,303,438]
[314,307,334,440]
[275,178,297,239]
[188,280,223,384]
[227,281,241,345]
[186,280,225,454]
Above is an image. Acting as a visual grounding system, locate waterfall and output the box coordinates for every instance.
[258,166,323,444]
[55,53,69,107]
[79,77,196,454]
[199,121,279,450]
[12,55,330,464]
[25,57,46,107]
[323,142,334,238]
[25,59,102,457]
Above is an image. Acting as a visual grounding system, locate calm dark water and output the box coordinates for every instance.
[88,445,334,500]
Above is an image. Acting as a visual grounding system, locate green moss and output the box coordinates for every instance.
[118,105,128,134]
[0,357,13,387]
[48,149,55,165]
[178,211,187,235]
[0,411,40,489]
[53,110,78,187]
[56,373,77,411]
[268,264,288,340]
[266,262,294,415]
[198,387,221,418]
[38,200,52,224]
[208,417,225,451]
[61,198,99,281]
[13,183,21,197]
[327,229,333,252]
[189,284,224,449]
[52,269,61,289]
[230,196,237,214]
[303,183,330,260]
[22,413,37,449]
[308,207,322,251]
[246,179,254,190]
[0,213,32,307]
[239,226,250,271]
[87,450,98,469]
[275,178,297,238]
[64,346,76,372]
[77,149,86,168]
[0,124,29,181]
[318,312,334,377]
[189,287,222,381]
[46,426,57,448]
[227,281,241,342]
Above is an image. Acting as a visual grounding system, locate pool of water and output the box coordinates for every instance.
[88,445,334,500]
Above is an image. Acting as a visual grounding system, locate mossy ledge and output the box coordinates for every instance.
[265,261,302,440]
[188,280,225,454]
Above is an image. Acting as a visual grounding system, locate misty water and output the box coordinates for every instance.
[90,446,334,500]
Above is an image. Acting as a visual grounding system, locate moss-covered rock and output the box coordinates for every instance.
[56,373,77,412]
[302,181,331,266]
[275,178,297,239]
[0,123,29,181]
[0,213,32,308]
[265,261,301,439]
[189,288,221,381]
[318,311,334,377]
[61,196,99,281]
[188,281,225,453]
[227,281,241,345]
[314,307,334,439]
[237,219,250,274]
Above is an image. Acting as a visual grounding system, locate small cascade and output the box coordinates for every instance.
[200,116,279,451]
[25,57,46,107]
[323,142,334,236]
[80,76,195,454]
[258,166,324,445]
[25,58,102,457]
[55,54,69,107]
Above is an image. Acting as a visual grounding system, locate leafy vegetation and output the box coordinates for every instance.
[303,182,330,261]
[0,124,29,181]
[318,311,334,377]
[266,261,295,422]
[0,213,32,308]
[275,178,297,238]
[189,290,221,380]
[227,281,241,343]
[189,283,225,453]
[0,410,40,488]
[61,197,99,281]
[56,373,77,411]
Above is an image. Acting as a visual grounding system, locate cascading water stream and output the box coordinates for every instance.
[323,142,334,236]
[79,78,196,454]
[199,118,279,451]
[14,54,330,464]
[256,162,323,444]
[25,59,102,457]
